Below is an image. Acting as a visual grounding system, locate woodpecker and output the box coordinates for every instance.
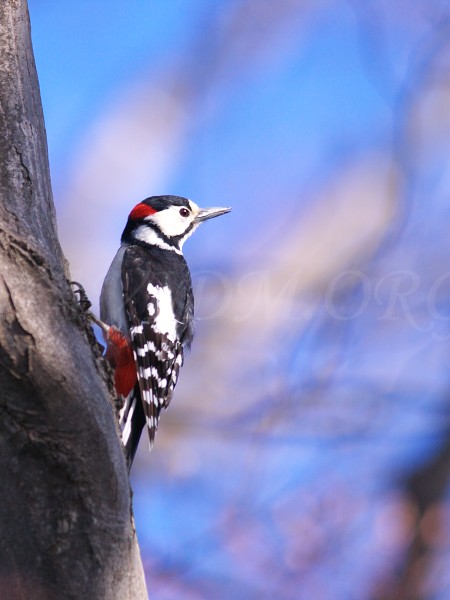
[99,195,231,466]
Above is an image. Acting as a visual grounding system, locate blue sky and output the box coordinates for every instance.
[30,1,390,211]
[29,1,398,292]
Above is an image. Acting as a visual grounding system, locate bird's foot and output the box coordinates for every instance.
[71,281,110,333]
[71,281,92,313]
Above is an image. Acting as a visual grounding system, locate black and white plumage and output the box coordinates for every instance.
[99,195,230,466]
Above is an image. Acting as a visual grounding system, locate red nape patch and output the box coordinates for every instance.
[129,202,157,221]
[105,328,137,397]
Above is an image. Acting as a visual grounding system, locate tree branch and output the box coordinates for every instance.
[0,1,147,598]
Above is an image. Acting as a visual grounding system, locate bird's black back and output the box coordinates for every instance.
[122,243,194,347]
[120,243,194,462]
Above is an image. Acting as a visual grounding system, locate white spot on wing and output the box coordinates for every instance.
[146,283,177,341]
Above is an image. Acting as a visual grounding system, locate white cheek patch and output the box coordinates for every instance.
[148,200,201,240]
[150,206,190,238]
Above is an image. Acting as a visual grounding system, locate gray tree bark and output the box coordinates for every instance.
[0,1,147,598]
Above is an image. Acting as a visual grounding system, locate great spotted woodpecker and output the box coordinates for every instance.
[99,195,230,466]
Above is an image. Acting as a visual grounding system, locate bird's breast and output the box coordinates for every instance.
[100,245,129,333]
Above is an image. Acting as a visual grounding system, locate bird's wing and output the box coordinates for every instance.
[121,248,183,449]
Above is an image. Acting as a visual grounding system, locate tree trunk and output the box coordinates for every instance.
[0,1,147,598]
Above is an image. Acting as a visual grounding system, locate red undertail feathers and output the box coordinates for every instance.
[105,327,137,397]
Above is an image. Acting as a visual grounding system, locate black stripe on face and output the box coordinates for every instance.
[134,219,195,251]
[171,221,197,246]
[142,221,180,248]
[122,196,192,244]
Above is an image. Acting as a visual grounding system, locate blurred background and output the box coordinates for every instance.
[29,1,450,598]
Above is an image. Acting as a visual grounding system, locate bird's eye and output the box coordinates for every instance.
[179,208,190,218]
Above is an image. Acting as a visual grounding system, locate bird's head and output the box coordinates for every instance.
[121,195,231,251]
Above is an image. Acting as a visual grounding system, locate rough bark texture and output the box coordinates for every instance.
[0,1,147,598]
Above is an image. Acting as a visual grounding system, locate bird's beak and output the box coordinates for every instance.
[195,206,231,223]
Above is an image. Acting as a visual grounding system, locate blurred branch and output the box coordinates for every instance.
[373,431,450,600]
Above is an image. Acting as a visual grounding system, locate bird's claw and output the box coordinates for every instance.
[71,282,109,332]
[71,281,92,312]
